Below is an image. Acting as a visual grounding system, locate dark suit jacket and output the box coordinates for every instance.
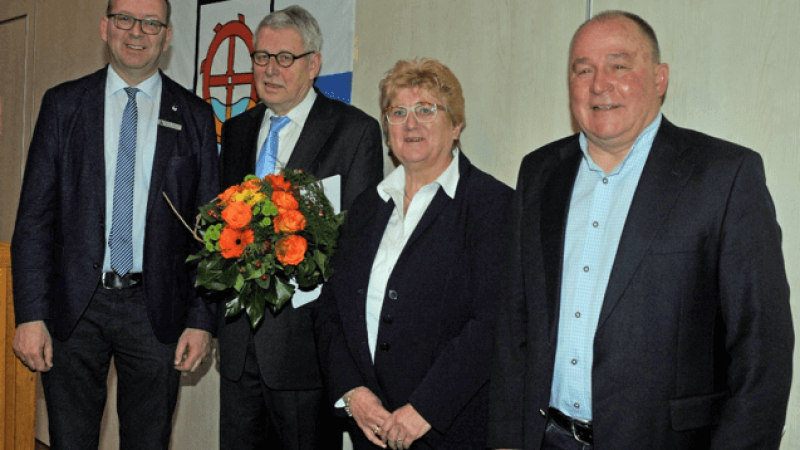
[217,89,383,389]
[314,152,513,449]
[488,118,794,450]
[12,67,220,343]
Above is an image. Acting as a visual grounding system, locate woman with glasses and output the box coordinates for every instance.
[314,58,512,450]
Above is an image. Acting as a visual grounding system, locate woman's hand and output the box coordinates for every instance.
[346,387,392,448]
[379,403,431,450]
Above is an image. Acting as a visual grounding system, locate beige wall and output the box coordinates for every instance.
[2,0,798,449]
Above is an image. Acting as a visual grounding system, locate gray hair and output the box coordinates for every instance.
[571,10,661,63]
[253,5,322,53]
[107,0,171,25]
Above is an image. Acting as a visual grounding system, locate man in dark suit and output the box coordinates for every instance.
[217,5,383,450]
[488,10,793,450]
[11,0,218,448]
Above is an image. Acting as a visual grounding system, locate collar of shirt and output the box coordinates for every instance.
[377,147,460,215]
[550,113,662,420]
[257,88,317,170]
[578,112,663,176]
[106,65,161,101]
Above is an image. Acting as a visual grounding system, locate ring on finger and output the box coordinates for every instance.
[374,425,380,434]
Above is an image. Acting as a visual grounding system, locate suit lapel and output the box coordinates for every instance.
[597,119,694,329]
[146,76,180,218]
[82,70,108,216]
[242,104,266,174]
[398,152,469,256]
[540,143,582,341]
[286,92,335,171]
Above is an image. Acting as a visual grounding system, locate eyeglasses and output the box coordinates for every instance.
[384,102,448,125]
[107,14,167,35]
[251,50,315,68]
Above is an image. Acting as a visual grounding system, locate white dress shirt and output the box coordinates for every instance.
[365,148,461,360]
[102,66,162,273]
[256,89,317,174]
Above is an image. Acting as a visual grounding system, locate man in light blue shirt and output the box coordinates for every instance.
[489,10,792,450]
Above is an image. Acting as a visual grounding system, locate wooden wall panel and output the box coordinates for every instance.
[1,242,36,450]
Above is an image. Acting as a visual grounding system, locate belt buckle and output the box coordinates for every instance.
[101,272,113,289]
[570,419,593,446]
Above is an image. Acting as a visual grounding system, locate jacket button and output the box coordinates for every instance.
[93,263,99,269]
[388,290,397,300]
[383,315,393,324]
[540,409,546,416]
[357,289,364,295]
[380,342,390,351]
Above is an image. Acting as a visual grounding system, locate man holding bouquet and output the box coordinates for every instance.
[217,5,383,450]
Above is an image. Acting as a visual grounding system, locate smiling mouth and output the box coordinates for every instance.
[592,105,618,111]
[405,138,423,142]
[127,44,145,50]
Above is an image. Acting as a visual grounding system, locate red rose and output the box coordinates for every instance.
[272,190,299,213]
[273,210,306,233]
[265,174,292,191]
[218,185,244,206]
[241,178,263,192]
[219,227,254,259]
[222,201,252,229]
[276,235,307,265]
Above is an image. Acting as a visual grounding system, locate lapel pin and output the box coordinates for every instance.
[172,104,178,111]
[158,119,183,131]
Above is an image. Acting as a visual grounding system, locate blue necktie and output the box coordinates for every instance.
[256,115,291,178]
[109,87,138,276]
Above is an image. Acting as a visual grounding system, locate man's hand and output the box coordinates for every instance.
[347,387,392,448]
[379,403,431,450]
[173,328,211,372]
[13,320,53,372]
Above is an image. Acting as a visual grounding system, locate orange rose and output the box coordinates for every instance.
[265,174,292,191]
[218,185,243,206]
[275,235,307,265]
[241,178,262,192]
[219,227,254,259]
[221,201,252,229]
[273,210,306,233]
[272,190,299,213]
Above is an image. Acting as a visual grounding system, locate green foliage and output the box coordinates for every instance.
[186,170,345,329]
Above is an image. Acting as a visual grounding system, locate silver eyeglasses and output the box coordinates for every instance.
[384,102,448,125]
[251,50,315,68]
[107,14,167,35]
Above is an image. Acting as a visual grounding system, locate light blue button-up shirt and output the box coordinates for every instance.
[550,114,662,420]
[102,66,162,273]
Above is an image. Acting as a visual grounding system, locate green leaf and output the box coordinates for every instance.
[255,274,270,290]
[186,253,203,263]
[274,276,295,311]
[219,264,240,287]
[234,273,245,291]
[225,296,244,317]
[246,286,267,328]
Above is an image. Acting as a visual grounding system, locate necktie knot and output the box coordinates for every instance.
[124,87,138,100]
[256,116,291,178]
[269,115,291,135]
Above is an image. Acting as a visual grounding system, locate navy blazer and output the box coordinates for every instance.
[488,118,794,449]
[217,89,383,389]
[12,67,220,343]
[314,152,513,449]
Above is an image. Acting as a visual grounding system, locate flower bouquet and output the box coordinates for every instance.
[186,171,344,328]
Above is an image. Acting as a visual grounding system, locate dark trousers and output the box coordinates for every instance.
[42,284,180,450]
[541,418,594,450]
[219,332,340,450]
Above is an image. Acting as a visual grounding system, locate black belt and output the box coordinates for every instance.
[101,272,143,290]
[548,407,593,445]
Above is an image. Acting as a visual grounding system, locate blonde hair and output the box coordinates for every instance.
[378,58,465,148]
